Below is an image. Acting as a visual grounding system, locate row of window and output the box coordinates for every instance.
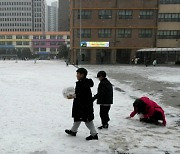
[77,29,154,38]
[33,2,43,7]
[33,35,66,39]
[0,7,32,11]
[0,13,32,16]
[0,42,65,46]
[34,13,42,17]
[0,18,41,23]
[33,48,58,52]
[0,29,32,32]
[158,13,180,22]
[78,10,156,19]
[0,23,32,27]
[77,29,180,39]
[0,2,31,5]
[0,18,32,22]
[34,8,42,12]
[33,42,63,46]
[160,0,180,4]
[0,36,29,39]
[0,41,29,45]
[0,28,44,32]
[0,35,68,40]
[158,30,180,39]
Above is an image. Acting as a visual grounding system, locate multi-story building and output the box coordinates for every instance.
[157,0,180,48]
[47,1,59,31]
[0,0,45,32]
[70,0,159,64]
[0,32,70,57]
[32,0,45,31]
[59,0,70,31]
[157,0,180,63]
[137,0,180,64]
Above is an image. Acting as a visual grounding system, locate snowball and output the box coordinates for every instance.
[62,87,75,99]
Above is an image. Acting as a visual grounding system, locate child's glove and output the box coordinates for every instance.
[67,94,76,99]
[163,120,166,126]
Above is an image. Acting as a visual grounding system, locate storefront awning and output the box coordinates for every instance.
[137,48,180,52]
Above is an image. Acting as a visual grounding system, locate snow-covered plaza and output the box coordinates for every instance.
[0,60,179,154]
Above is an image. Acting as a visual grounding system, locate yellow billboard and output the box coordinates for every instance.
[81,42,109,47]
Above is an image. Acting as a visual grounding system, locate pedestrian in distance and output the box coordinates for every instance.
[127,97,166,126]
[34,58,37,64]
[66,59,69,66]
[134,58,139,65]
[153,59,157,66]
[145,59,149,67]
[65,68,98,140]
[92,71,113,129]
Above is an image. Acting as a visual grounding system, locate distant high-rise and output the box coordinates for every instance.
[32,0,45,31]
[59,0,70,31]
[46,1,58,32]
[0,0,45,32]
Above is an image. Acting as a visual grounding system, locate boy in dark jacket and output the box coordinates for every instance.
[65,68,98,140]
[93,71,113,129]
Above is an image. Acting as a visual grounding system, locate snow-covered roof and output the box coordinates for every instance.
[137,48,180,52]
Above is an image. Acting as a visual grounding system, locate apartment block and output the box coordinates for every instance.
[0,32,70,55]
[70,0,159,64]
[0,0,45,32]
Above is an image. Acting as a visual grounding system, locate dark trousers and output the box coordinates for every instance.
[141,111,163,124]
[100,105,111,125]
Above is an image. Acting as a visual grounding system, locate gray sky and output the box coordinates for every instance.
[46,0,57,5]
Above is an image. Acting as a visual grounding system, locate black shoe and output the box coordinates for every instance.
[98,124,109,129]
[98,126,103,129]
[65,129,77,136]
[86,134,98,140]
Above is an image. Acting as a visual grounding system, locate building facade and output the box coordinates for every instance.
[59,0,70,31]
[157,0,180,48]
[0,0,45,32]
[70,0,159,64]
[32,0,45,31]
[0,32,70,57]
[47,1,59,32]
[137,0,180,64]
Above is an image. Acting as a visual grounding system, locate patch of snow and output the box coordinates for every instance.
[0,61,179,154]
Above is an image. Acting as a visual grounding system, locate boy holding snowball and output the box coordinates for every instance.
[65,68,98,140]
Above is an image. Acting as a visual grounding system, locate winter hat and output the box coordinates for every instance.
[97,71,106,78]
[76,68,88,76]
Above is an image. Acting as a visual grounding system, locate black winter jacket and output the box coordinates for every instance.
[93,78,113,105]
[72,78,94,122]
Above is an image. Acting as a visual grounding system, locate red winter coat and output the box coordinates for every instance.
[130,97,166,126]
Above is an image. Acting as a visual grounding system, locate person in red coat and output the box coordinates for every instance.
[129,97,166,126]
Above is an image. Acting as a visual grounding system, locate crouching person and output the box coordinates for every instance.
[129,97,166,126]
[65,68,98,140]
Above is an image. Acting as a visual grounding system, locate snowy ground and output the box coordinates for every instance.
[0,60,180,154]
[85,65,180,108]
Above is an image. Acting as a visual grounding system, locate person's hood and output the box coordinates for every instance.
[83,78,94,88]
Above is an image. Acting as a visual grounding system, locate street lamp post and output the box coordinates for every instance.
[79,0,82,64]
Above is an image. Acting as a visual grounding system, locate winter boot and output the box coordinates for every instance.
[65,129,77,136]
[86,134,98,140]
[98,124,109,129]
